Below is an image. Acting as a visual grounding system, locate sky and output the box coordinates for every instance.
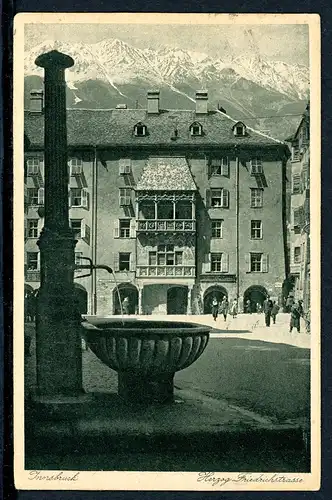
[24,23,309,66]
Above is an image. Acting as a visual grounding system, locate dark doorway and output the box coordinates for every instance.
[243,286,268,313]
[113,285,138,315]
[74,284,88,314]
[167,286,188,315]
[203,287,228,314]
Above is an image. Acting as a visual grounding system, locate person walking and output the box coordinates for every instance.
[211,296,219,321]
[256,302,262,314]
[289,300,303,333]
[271,301,280,324]
[220,297,229,321]
[245,299,251,314]
[231,298,238,318]
[263,295,273,327]
[285,295,294,313]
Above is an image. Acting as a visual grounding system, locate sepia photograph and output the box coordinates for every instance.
[13,13,320,491]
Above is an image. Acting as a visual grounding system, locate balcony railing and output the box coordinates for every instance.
[137,219,196,233]
[25,270,40,282]
[136,265,196,278]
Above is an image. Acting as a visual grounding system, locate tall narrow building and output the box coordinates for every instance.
[287,103,310,314]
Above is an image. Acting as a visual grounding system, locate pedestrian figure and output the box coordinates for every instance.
[211,296,218,321]
[122,296,130,315]
[298,300,304,317]
[256,302,262,314]
[286,295,294,313]
[24,292,29,323]
[219,297,229,321]
[231,298,238,318]
[25,290,36,323]
[263,295,273,327]
[271,301,280,324]
[289,301,302,333]
[245,299,251,314]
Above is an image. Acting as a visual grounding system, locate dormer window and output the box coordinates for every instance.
[190,122,203,136]
[233,121,246,137]
[134,122,147,137]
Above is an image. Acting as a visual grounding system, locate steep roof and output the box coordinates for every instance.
[136,157,197,191]
[24,107,288,151]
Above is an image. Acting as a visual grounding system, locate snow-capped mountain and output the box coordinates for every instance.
[24,37,309,140]
[25,38,309,100]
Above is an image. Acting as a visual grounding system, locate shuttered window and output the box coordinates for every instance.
[210,158,229,177]
[202,253,229,273]
[119,188,132,206]
[27,157,41,175]
[69,158,83,176]
[250,158,263,175]
[208,188,230,208]
[119,159,132,175]
[70,188,89,208]
[246,253,269,273]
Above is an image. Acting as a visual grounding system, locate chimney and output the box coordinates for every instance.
[195,90,208,114]
[147,90,160,114]
[30,89,44,113]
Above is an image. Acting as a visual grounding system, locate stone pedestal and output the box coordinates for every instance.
[118,372,174,404]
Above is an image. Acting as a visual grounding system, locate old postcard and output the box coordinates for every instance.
[13,12,320,491]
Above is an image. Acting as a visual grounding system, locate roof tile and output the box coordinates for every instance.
[24,108,285,148]
[136,157,197,191]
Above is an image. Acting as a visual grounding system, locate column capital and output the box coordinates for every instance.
[35,50,74,70]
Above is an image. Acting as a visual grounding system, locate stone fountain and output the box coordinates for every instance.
[83,317,209,403]
[33,49,210,406]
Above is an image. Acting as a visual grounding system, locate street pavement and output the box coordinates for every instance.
[130,312,311,349]
[24,314,311,471]
[26,312,311,421]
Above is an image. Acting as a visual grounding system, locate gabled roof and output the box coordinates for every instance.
[136,157,197,191]
[24,107,287,150]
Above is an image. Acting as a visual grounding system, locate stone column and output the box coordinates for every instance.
[138,287,143,315]
[35,50,84,399]
[187,285,193,315]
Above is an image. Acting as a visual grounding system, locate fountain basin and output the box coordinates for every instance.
[82,318,210,403]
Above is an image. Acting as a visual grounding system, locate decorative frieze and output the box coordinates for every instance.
[136,265,195,278]
[137,219,196,233]
[136,191,195,202]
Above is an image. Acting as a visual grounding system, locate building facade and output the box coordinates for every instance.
[24,90,290,316]
[287,104,310,314]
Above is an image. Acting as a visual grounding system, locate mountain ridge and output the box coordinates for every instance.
[24,37,309,140]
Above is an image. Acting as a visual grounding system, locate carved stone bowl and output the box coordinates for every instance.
[82,318,210,403]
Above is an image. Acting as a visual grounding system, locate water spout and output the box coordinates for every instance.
[75,258,125,325]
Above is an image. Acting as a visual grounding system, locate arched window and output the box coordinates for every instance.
[190,121,203,136]
[233,121,246,137]
[134,122,147,137]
